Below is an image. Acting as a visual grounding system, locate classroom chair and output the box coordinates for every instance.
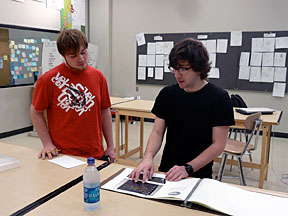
[217,112,263,186]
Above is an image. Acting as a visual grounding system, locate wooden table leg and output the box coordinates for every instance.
[140,117,144,158]
[125,115,129,154]
[264,126,272,180]
[259,126,268,189]
[115,111,120,160]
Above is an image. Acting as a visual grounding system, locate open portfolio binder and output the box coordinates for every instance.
[101,168,288,216]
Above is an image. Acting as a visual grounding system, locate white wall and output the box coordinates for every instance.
[90,0,288,134]
[89,0,112,90]
[0,0,61,133]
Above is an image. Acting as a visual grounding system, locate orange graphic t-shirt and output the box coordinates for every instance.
[32,63,111,158]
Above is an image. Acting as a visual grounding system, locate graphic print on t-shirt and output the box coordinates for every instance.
[51,72,95,116]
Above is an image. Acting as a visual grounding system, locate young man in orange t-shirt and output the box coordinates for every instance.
[30,29,115,162]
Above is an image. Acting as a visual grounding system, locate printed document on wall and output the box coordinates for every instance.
[42,41,64,74]
[88,43,98,68]
[147,68,154,78]
[230,31,242,46]
[136,33,146,46]
[147,43,156,54]
[138,67,146,80]
[249,67,261,82]
[239,52,250,66]
[273,82,286,97]
[155,68,163,80]
[250,53,262,66]
[262,53,274,67]
[72,0,86,29]
[208,68,220,79]
[251,38,264,53]
[261,67,274,83]
[263,38,275,52]
[274,67,287,82]
[216,39,228,53]
[275,37,288,49]
[274,52,286,67]
[239,66,250,80]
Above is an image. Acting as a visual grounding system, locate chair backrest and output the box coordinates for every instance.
[230,94,248,108]
[241,112,263,155]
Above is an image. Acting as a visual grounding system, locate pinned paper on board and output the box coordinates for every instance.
[136,32,146,46]
[230,31,242,46]
[273,82,286,97]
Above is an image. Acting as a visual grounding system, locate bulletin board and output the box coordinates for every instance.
[0,24,59,88]
[136,31,288,94]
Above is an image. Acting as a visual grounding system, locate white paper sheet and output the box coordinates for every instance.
[147,43,156,54]
[156,55,164,66]
[216,39,228,53]
[138,55,147,67]
[163,41,174,55]
[208,68,220,79]
[262,53,274,67]
[250,67,261,82]
[155,67,164,80]
[239,52,250,66]
[138,67,146,80]
[210,53,216,67]
[274,67,287,82]
[136,32,146,46]
[239,66,250,80]
[164,60,170,72]
[230,31,242,46]
[156,42,164,54]
[206,40,217,54]
[48,156,85,169]
[147,55,156,67]
[147,68,154,77]
[273,82,286,97]
[250,53,263,66]
[251,38,263,53]
[263,37,275,52]
[274,52,286,67]
[261,67,274,83]
[275,37,288,49]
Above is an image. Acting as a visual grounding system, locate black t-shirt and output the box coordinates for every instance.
[152,83,235,178]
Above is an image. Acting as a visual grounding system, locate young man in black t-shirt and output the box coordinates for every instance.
[130,38,235,182]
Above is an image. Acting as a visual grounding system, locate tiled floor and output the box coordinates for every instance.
[1,120,288,194]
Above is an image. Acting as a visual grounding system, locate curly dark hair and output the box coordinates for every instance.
[169,38,211,79]
[56,28,88,56]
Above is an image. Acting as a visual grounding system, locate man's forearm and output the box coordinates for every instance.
[101,108,114,149]
[30,105,53,147]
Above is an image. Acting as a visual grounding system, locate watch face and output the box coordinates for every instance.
[185,164,193,175]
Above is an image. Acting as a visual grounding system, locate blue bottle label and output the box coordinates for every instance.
[84,185,100,203]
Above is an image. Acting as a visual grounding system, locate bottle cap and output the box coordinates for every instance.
[87,157,95,165]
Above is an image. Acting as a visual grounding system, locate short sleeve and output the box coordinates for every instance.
[151,87,169,119]
[211,91,235,127]
[32,75,53,111]
[100,75,111,110]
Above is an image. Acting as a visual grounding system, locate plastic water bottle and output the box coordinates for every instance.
[83,157,100,211]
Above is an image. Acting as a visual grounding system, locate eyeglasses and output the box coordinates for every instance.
[169,66,192,75]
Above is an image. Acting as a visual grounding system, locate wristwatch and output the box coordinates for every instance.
[184,164,194,176]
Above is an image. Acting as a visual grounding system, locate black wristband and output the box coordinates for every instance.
[184,164,194,176]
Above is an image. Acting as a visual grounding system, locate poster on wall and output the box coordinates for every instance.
[46,0,64,10]
[61,0,72,29]
[72,0,86,31]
